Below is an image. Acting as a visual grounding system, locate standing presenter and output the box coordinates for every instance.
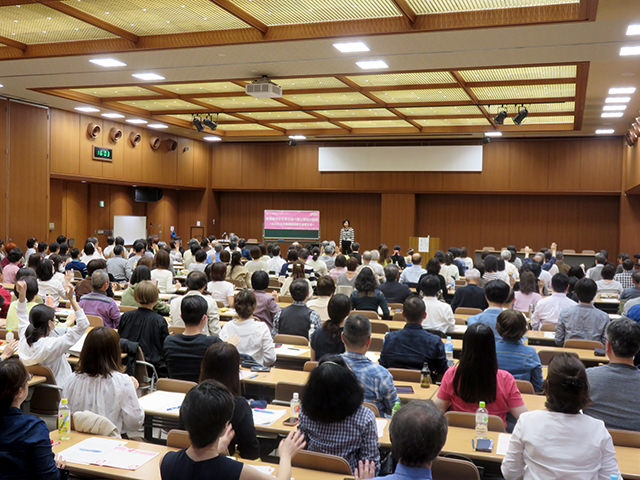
[339,219,354,254]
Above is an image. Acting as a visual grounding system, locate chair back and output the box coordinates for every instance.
[482,247,495,252]
[335,285,353,297]
[292,450,352,475]
[388,303,403,310]
[167,429,191,448]
[73,270,83,279]
[369,336,384,352]
[274,382,304,405]
[279,295,294,304]
[581,250,596,255]
[274,334,308,346]
[118,305,136,313]
[515,379,535,394]
[445,411,505,432]
[269,277,281,288]
[216,300,225,309]
[431,456,481,480]
[362,402,380,417]
[540,323,556,332]
[134,347,158,394]
[370,321,390,334]
[608,428,640,448]
[388,368,421,383]
[563,249,576,254]
[26,364,61,416]
[454,316,467,325]
[537,349,579,366]
[563,339,603,349]
[157,378,197,393]
[454,279,466,286]
[454,307,482,316]
[392,312,404,322]
[303,361,318,372]
[168,326,185,335]
[86,314,104,327]
[353,310,380,320]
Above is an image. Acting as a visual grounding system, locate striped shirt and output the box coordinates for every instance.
[339,227,355,242]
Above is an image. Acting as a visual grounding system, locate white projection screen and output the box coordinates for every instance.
[318,145,483,172]
[113,216,147,245]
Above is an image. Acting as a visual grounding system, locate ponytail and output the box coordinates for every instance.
[25,305,55,346]
[312,247,320,262]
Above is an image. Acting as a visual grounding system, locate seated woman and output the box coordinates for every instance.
[207,262,235,308]
[63,326,144,437]
[280,262,312,298]
[306,247,328,278]
[120,265,170,316]
[336,257,359,289]
[220,290,275,367]
[596,263,623,296]
[0,358,68,479]
[299,356,380,474]
[502,353,620,480]
[160,381,305,480]
[328,254,347,281]
[36,258,66,306]
[306,275,335,322]
[495,310,543,392]
[350,267,389,320]
[513,271,541,314]
[226,252,250,289]
[17,281,88,386]
[433,323,527,427]
[251,271,279,330]
[310,294,350,361]
[151,249,179,294]
[199,343,260,459]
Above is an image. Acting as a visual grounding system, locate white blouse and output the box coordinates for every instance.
[207,281,235,307]
[220,318,275,367]
[63,371,144,437]
[37,278,66,306]
[151,268,177,294]
[501,410,620,480]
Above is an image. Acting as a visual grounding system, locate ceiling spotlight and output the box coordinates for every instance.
[203,136,222,142]
[493,106,508,125]
[101,112,125,119]
[192,115,204,132]
[125,118,147,124]
[601,112,624,118]
[355,60,389,70]
[485,131,502,137]
[148,123,168,129]
[203,114,218,131]
[627,24,640,36]
[289,135,306,141]
[620,46,640,56]
[513,106,528,126]
[605,97,631,104]
[602,105,627,111]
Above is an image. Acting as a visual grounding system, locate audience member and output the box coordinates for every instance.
[4,276,38,332]
[555,278,608,346]
[501,249,520,283]
[188,249,207,274]
[379,264,411,304]
[273,279,321,338]
[310,294,349,360]
[328,254,348,281]
[245,246,268,274]
[74,259,110,300]
[596,263,623,296]
[531,273,576,330]
[306,275,335,321]
[586,253,607,281]
[319,244,336,270]
[267,245,286,275]
[80,241,102,265]
[466,280,510,339]
[120,265,170,316]
[151,249,179,294]
[207,262,235,307]
[106,245,128,282]
[512,271,541,313]
[418,275,454,335]
[351,267,390,319]
[35,258,66,306]
[450,268,488,312]
[227,251,251,289]
[399,253,425,285]
[440,252,460,285]
[169,271,220,336]
[280,262,312,297]
[337,257,360,289]
[78,270,120,328]
[24,238,37,263]
[3,249,22,284]
[306,247,328,278]
[125,241,145,279]
[251,271,280,330]
[614,258,635,290]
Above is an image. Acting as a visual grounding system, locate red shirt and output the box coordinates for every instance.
[437,365,524,423]
[0,286,11,318]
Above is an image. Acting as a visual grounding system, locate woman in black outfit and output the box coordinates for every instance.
[310,294,350,360]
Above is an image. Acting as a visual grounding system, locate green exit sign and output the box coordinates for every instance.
[92,146,113,162]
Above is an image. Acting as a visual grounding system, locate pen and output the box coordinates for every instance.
[166,406,181,411]
[256,409,275,413]
[248,374,259,379]
[50,441,60,447]
[79,448,101,453]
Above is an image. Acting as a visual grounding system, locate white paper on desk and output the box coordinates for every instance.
[138,391,185,413]
[496,433,512,455]
[252,408,287,426]
[375,418,387,438]
[95,445,158,470]
[55,308,73,317]
[239,370,255,380]
[365,351,380,363]
[58,437,126,465]
[275,345,309,357]
[543,331,555,339]
[454,325,467,333]
[69,332,88,355]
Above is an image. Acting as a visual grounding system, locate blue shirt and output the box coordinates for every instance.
[371,463,432,480]
[0,407,62,479]
[399,265,427,285]
[466,307,503,339]
[495,339,543,391]
[342,351,399,417]
[379,324,448,378]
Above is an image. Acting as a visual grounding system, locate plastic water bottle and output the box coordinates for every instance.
[475,401,489,440]
[308,323,316,346]
[58,398,71,439]
[445,336,454,367]
[420,362,431,388]
[392,401,401,417]
[290,392,301,419]
[5,329,14,342]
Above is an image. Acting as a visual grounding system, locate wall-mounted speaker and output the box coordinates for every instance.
[109,127,123,143]
[162,139,178,152]
[150,137,161,150]
[87,123,101,139]
[129,131,141,147]
[134,187,163,202]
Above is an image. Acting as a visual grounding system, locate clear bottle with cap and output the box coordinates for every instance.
[58,398,71,439]
[420,362,431,388]
[445,336,454,367]
[475,401,489,440]
[392,401,402,417]
[5,329,14,342]
[290,392,301,419]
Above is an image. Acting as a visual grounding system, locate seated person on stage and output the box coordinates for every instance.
[306,275,335,322]
[433,323,527,427]
[466,279,511,339]
[0,358,68,479]
[450,268,489,312]
[341,314,399,417]
[299,356,380,474]
[379,295,448,379]
[251,271,280,330]
[310,293,350,361]
[399,253,426,285]
[78,270,121,329]
[151,249,180,294]
[220,290,276,367]
[64,247,87,278]
[106,245,128,282]
[351,268,390,320]
[555,278,609,347]
[583,318,640,431]
[272,279,321,339]
[379,264,412,305]
[199,343,260,459]
[596,263,623,296]
[355,400,448,480]
[63,326,144,437]
[531,273,576,330]
[495,310,543,392]
[502,353,620,480]
[121,265,170,316]
[169,271,220,336]
[164,296,221,383]
[160,381,305,480]
[419,275,455,335]
[207,262,235,308]
[118,280,170,377]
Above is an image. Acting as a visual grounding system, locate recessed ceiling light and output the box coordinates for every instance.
[620,46,640,56]
[203,136,222,142]
[333,41,369,53]
[595,129,615,134]
[289,135,306,140]
[126,118,148,124]
[603,105,627,111]
[101,112,125,119]
[0,84,3,88]
[484,131,502,137]
[148,123,168,129]
[355,60,389,70]
[132,72,165,81]
[74,106,100,112]
[605,96,631,104]
[626,24,640,36]
[89,58,126,67]
[609,87,636,95]
[601,112,624,118]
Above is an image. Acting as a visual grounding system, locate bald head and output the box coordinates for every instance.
[412,253,422,265]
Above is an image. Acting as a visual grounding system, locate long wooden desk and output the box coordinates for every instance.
[473,250,596,268]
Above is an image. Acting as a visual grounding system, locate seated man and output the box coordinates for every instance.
[271,279,321,339]
[379,264,412,305]
[399,253,426,285]
[75,258,112,300]
[341,313,399,417]
[466,279,510,339]
[555,278,609,347]
[163,295,221,383]
[583,318,640,431]
[419,275,455,335]
[614,258,635,290]
[586,253,607,282]
[64,247,87,278]
[531,273,576,330]
[620,270,640,305]
[450,268,488,312]
[169,271,220,336]
[595,263,623,296]
[78,269,120,328]
[379,295,448,380]
[106,245,128,282]
[362,400,448,480]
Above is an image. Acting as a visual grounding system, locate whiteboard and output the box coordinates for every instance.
[113,216,147,245]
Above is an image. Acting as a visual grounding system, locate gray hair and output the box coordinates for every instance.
[500,249,512,261]
[362,251,372,262]
[324,245,335,255]
[91,269,109,290]
[370,250,380,261]
[465,268,481,280]
[384,264,399,283]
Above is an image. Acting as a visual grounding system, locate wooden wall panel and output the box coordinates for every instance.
[415,194,620,258]
[50,109,80,175]
[380,194,415,252]
[0,99,8,241]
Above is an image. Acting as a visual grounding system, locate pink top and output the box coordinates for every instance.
[437,366,524,423]
[3,263,20,284]
[512,291,541,313]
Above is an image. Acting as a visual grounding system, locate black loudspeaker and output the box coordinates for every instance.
[134,187,163,202]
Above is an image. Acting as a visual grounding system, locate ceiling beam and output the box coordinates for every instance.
[450,71,496,128]
[272,97,352,132]
[390,0,417,24]
[0,34,26,51]
[573,62,589,130]
[207,0,268,34]
[39,1,139,43]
